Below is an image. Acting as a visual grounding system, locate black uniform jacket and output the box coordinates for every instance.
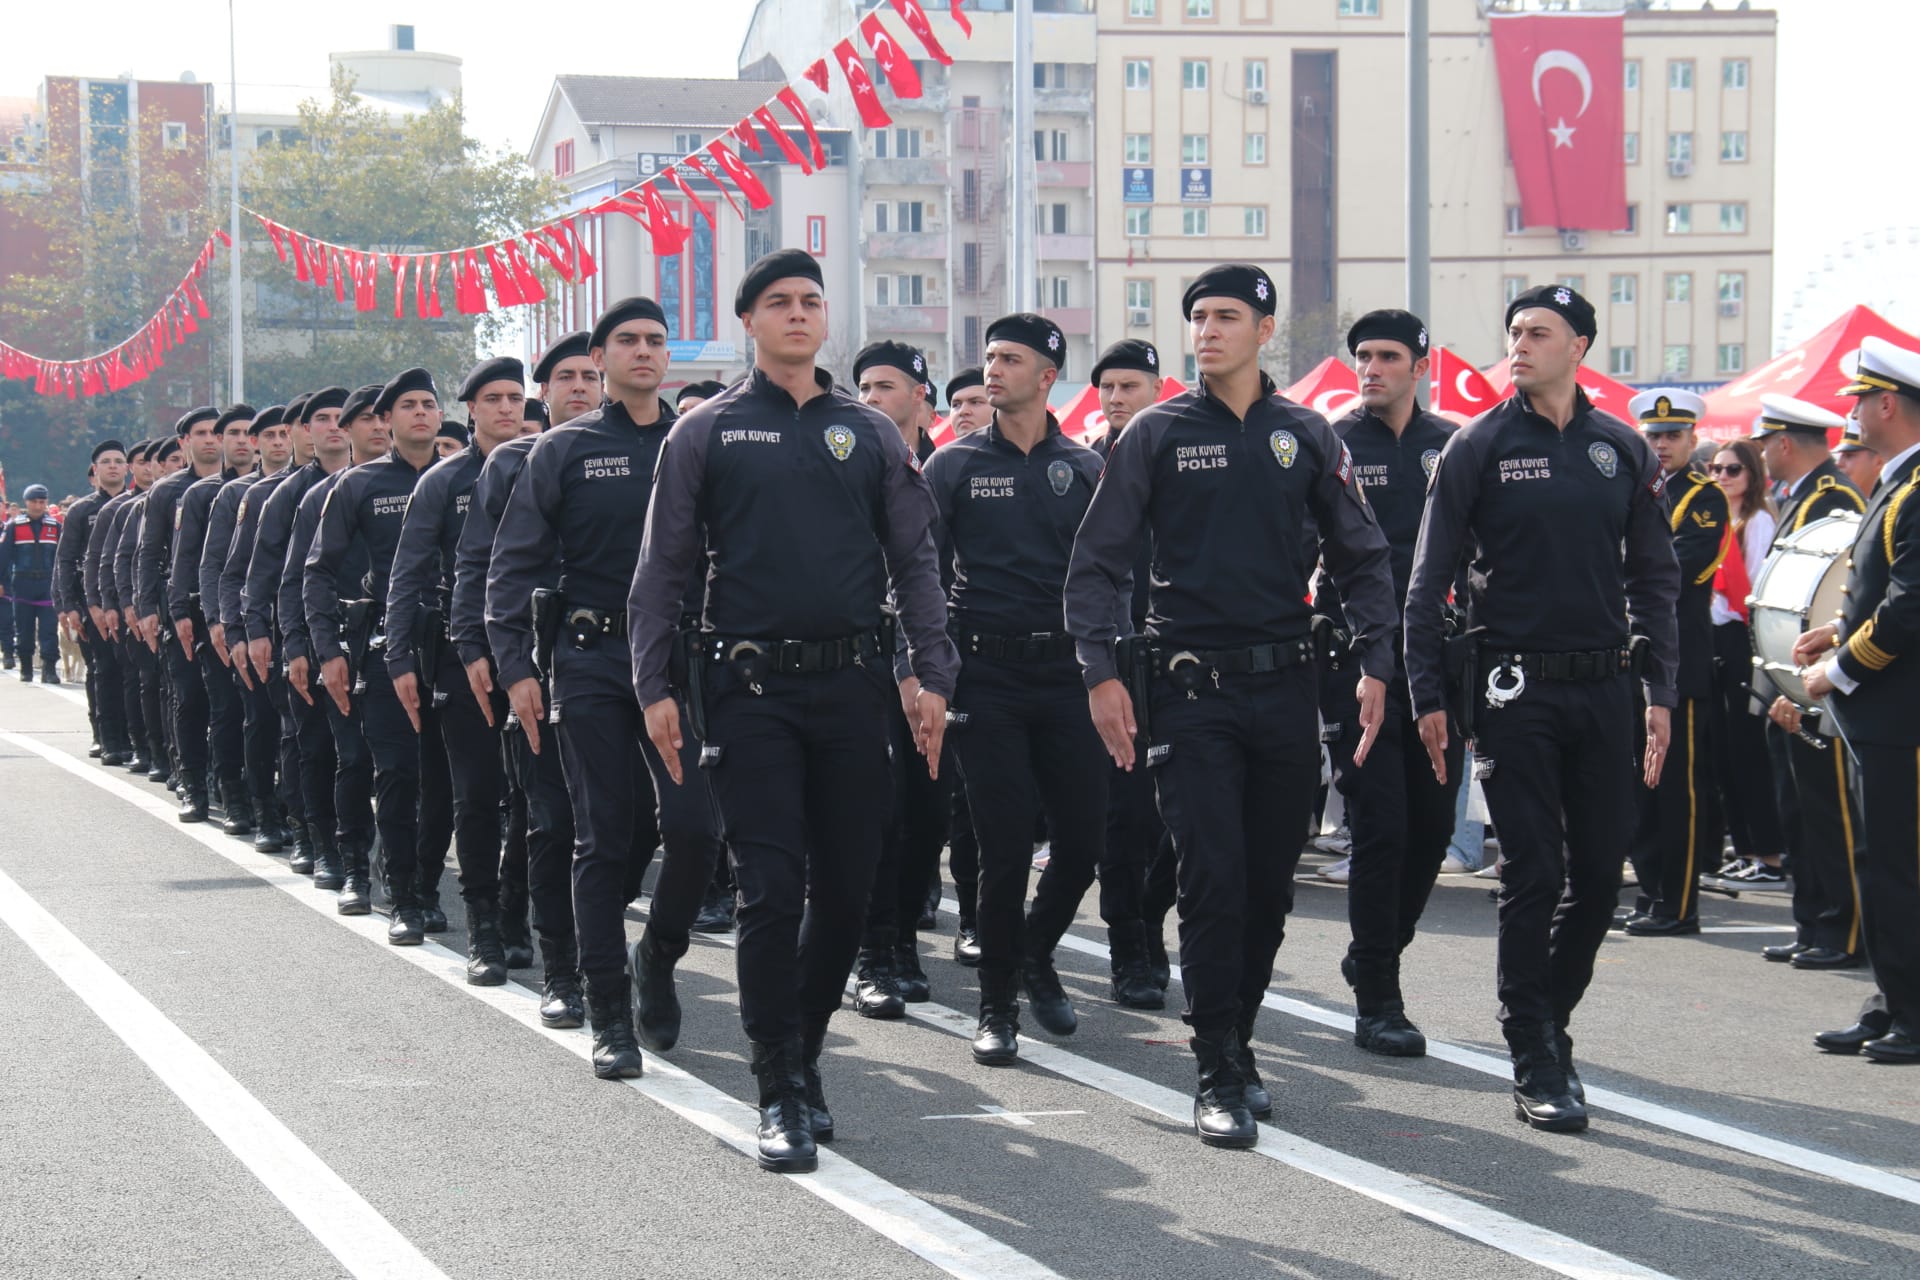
[1832,448,1920,746]
[279,473,347,666]
[169,467,242,621]
[1660,468,1731,701]
[385,444,483,679]
[135,465,203,621]
[55,489,108,613]
[305,451,435,666]
[450,434,541,670]
[220,470,290,639]
[244,461,334,644]
[1774,459,1865,546]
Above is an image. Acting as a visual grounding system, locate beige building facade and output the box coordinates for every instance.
[1094,0,1776,388]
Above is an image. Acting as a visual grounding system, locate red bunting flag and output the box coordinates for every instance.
[681,154,744,220]
[662,167,718,229]
[833,40,894,128]
[777,87,829,170]
[752,105,812,173]
[499,239,547,305]
[388,254,410,317]
[705,140,774,210]
[859,12,924,99]
[890,0,953,65]
[949,0,971,37]
[484,244,524,308]
[731,121,762,155]
[805,59,831,92]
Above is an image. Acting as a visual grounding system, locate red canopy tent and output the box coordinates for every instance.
[1054,376,1187,444]
[1480,357,1637,416]
[1280,358,1361,420]
[1696,305,1920,441]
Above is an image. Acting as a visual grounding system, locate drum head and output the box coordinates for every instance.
[1747,513,1862,725]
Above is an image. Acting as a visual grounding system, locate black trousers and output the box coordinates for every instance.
[84,623,129,752]
[435,654,505,906]
[1631,695,1720,924]
[863,707,951,945]
[198,644,244,789]
[1474,677,1636,1030]
[267,667,303,826]
[415,698,452,904]
[1337,685,1463,1012]
[358,662,428,908]
[1149,664,1320,1033]
[1102,759,1160,932]
[13,602,57,670]
[238,668,279,810]
[322,676,375,852]
[506,701,575,947]
[703,661,892,1044]
[951,655,1109,977]
[1769,723,1863,953]
[1710,622,1783,860]
[165,634,210,776]
[120,632,159,763]
[949,764,979,925]
[1849,741,1920,1032]
[551,640,716,976]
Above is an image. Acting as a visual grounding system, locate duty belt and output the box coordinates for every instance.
[566,606,628,640]
[1491,648,1632,682]
[705,630,882,675]
[958,629,1077,663]
[1157,635,1314,678]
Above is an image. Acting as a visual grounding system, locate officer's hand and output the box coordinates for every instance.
[1802,660,1836,700]
[122,607,137,635]
[173,617,194,653]
[1089,679,1137,770]
[208,623,229,667]
[393,671,423,733]
[465,658,496,728]
[1643,704,1671,788]
[1768,695,1802,735]
[898,674,922,724]
[507,677,545,755]
[1792,623,1838,668]
[1416,711,1450,785]
[89,606,108,636]
[140,613,160,652]
[248,636,273,684]
[1351,675,1388,769]
[233,649,254,690]
[288,655,313,705]
[913,689,948,778]
[645,698,684,785]
[320,656,352,716]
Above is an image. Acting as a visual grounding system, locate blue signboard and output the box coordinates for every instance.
[1122,167,1154,204]
[1180,167,1212,204]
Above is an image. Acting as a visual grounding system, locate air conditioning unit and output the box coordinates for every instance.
[1560,231,1588,252]
[1667,158,1692,178]
[1128,308,1151,328]
[1248,88,1269,105]
[1719,300,1742,318]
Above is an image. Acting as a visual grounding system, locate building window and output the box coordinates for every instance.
[1724,58,1749,90]
[1503,276,1527,305]
[1624,60,1641,92]
[1667,132,1693,165]
[1244,207,1267,237]
[1034,129,1069,162]
[1504,205,1524,235]
[1625,204,1640,234]
[1125,60,1151,90]
[1718,343,1746,375]
[1666,273,1692,303]
[1338,0,1380,14]
[1665,203,1692,234]
[553,139,574,177]
[896,128,922,158]
[1246,60,1267,93]
[1245,132,1266,164]
[897,201,925,231]
[1185,0,1213,17]
[1721,131,1748,163]
[1126,279,1154,311]
[1125,134,1152,164]
[1669,60,1694,91]
[1610,346,1637,378]
[872,129,889,158]
[1182,59,1209,91]
[1664,345,1691,376]
[895,274,925,306]
[1182,208,1210,236]
[673,132,704,154]
[1621,133,1639,165]
[1184,353,1198,381]
[1720,202,1748,234]
[1046,203,1069,234]
[1128,0,1155,15]
[1034,62,1067,89]
[1182,134,1209,164]
[254,128,278,148]
[1125,207,1152,236]
[1049,277,1071,308]
[1718,272,1745,307]
[162,121,187,150]
[963,316,981,365]
[875,203,889,233]
[1556,274,1586,293]
[875,275,890,306]
[807,216,826,256]
[1610,274,1637,305]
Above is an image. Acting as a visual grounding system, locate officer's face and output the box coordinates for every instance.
[1188,299,1273,378]
[1353,340,1426,413]
[984,342,1056,412]
[310,409,347,456]
[858,367,923,432]
[186,419,221,467]
[387,391,442,449]
[95,451,127,488]
[290,421,313,461]
[1645,427,1695,476]
[467,381,526,453]
[949,386,992,435]
[131,457,153,488]
[1506,308,1587,394]
[1757,431,1791,482]
[222,422,255,470]
[543,356,602,423]
[26,498,47,520]
[257,426,292,468]
[594,320,669,399]
[744,281,828,365]
[345,409,389,459]
[1098,370,1161,433]
[156,451,186,477]
[1834,446,1882,492]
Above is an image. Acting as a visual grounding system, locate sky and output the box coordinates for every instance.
[4,0,1916,356]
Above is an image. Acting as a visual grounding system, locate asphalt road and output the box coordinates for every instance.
[2,675,1915,1280]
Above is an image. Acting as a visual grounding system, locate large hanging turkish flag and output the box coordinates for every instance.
[1489,11,1627,231]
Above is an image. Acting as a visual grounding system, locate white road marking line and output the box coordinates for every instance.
[0,730,1064,1280]
[0,864,452,1280]
[901,999,1676,1280]
[921,1106,1089,1126]
[973,900,1920,1209]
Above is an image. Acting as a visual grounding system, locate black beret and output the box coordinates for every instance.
[589,297,668,351]
[247,405,287,436]
[301,387,349,422]
[174,405,220,436]
[734,248,824,316]
[153,438,182,462]
[281,392,310,426]
[437,420,470,444]
[1089,339,1161,387]
[1505,284,1597,344]
[214,403,257,433]
[374,367,438,416]
[676,380,726,409]
[125,441,150,462]
[458,356,525,402]
[984,313,1066,371]
[1182,263,1277,320]
[532,331,592,384]
[853,341,927,386]
[524,398,550,426]
[91,438,127,461]
[1346,309,1430,358]
[337,384,382,424]
[944,367,984,405]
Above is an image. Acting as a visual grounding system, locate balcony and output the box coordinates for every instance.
[866,305,948,335]
[1051,307,1093,336]
[1035,160,1092,188]
[1037,233,1093,261]
[866,231,948,261]
[1034,86,1093,115]
[864,156,951,187]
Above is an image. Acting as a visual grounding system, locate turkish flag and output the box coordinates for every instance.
[1489,12,1627,231]
[833,40,894,129]
[859,12,924,100]
[1427,347,1501,421]
[1281,357,1361,421]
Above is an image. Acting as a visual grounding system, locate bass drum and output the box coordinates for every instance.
[1747,511,1861,733]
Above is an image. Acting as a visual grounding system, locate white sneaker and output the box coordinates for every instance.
[1319,856,1352,883]
[1439,852,1476,875]
[1474,862,1502,880]
[1314,825,1353,856]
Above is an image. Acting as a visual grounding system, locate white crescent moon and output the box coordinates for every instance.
[1532,50,1594,117]
[1313,389,1360,417]
[1455,368,1486,405]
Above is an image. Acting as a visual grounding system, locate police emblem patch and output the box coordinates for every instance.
[1421,449,1441,479]
[236,499,248,523]
[1554,287,1572,306]
[1588,441,1618,478]
[824,425,856,461]
[1270,429,1298,468]
[1047,459,1073,496]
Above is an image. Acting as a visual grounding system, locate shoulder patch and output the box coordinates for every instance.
[1688,469,1711,485]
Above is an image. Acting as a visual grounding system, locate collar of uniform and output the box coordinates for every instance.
[984,409,1063,448]
[1194,369,1280,416]
[1878,439,1920,486]
[746,365,835,410]
[1510,384,1595,429]
[600,396,676,432]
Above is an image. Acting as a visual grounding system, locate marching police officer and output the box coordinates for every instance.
[57,440,130,757]
[1,483,63,683]
[945,368,991,438]
[534,331,600,427]
[87,441,160,774]
[123,437,187,784]
[1325,310,1462,1055]
[1797,335,1920,1063]
[1065,264,1398,1149]
[633,248,957,1173]
[1404,284,1681,1133]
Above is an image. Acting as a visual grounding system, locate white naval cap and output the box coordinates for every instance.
[1750,393,1846,440]
[1838,334,1920,401]
[1626,387,1706,431]
[1834,413,1873,454]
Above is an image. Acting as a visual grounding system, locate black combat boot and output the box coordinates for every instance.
[284,818,313,873]
[254,802,286,854]
[464,901,508,986]
[749,1038,817,1173]
[584,969,645,1080]
[1022,944,1077,1036]
[416,862,448,933]
[336,841,372,915]
[499,882,534,968]
[1144,913,1171,991]
[175,770,209,824]
[220,779,255,836]
[1505,1021,1588,1133]
[801,1012,835,1142]
[893,934,930,1003]
[1356,1001,1429,1058]
[386,883,425,946]
[311,830,344,891]
[1107,920,1165,1010]
[972,968,1021,1066]
[40,664,60,685]
[853,931,905,1020]
[538,936,585,1029]
[631,927,687,1052]
[691,879,735,933]
[1555,1026,1586,1105]
[953,920,982,966]
[1235,1009,1273,1119]
[1191,1027,1259,1149]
